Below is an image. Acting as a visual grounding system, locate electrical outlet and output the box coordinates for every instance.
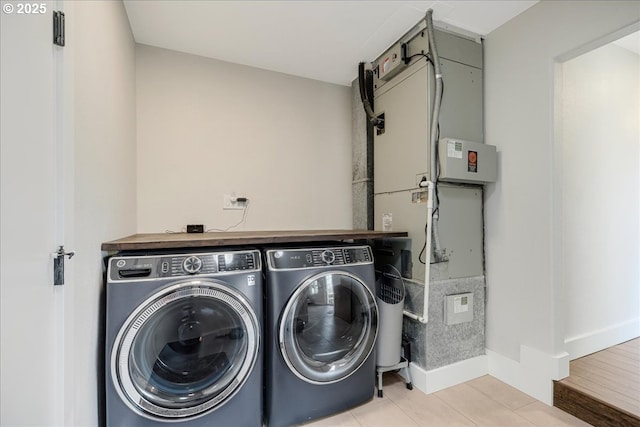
[223,194,245,210]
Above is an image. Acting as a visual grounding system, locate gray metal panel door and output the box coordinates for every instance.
[374,64,431,194]
[374,190,429,281]
[374,185,484,281]
[437,59,484,143]
[430,185,484,280]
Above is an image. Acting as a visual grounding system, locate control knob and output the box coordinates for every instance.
[182,256,203,274]
[321,250,335,265]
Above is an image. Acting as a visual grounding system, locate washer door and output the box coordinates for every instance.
[111,280,259,420]
[279,271,378,384]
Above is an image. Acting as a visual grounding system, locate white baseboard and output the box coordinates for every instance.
[406,320,640,406]
[564,317,640,360]
[487,346,570,405]
[409,355,488,395]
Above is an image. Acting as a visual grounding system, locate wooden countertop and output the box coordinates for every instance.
[101,229,407,251]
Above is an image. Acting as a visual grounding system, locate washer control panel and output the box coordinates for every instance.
[108,250,260,282]
[267,246,373,270]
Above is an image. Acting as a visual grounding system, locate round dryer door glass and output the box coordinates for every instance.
[279,272,378,384]
[111,281,259,419]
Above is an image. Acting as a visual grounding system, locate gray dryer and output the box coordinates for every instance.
[264,245,378,427]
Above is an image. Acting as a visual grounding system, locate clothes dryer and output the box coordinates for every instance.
[264,245,378,427]
[105,249,262,426]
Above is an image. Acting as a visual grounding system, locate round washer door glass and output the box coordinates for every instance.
[112,281,259,419]
[279,272,378,384]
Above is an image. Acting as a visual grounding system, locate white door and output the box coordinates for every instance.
[1,1,71,425]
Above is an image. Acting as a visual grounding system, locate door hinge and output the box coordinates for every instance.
[53,11,65,47]
[52,246,75,286]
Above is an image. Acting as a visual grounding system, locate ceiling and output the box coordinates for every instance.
[123,0,538,86]
[613,31,640,55]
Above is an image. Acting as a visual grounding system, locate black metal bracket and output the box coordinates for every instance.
[53,11,65,47]
[53,246,75,286]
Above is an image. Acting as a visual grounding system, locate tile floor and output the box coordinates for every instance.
[300,374,592,427]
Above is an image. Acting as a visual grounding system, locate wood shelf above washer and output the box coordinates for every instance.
[101,229,408,252]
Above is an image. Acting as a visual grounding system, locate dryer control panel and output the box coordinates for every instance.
[267,246,373,270]
[108,250,261,282]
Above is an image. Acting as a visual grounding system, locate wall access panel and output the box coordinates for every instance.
[373,62,430,194]
[375,184,483,281]
[373,30,484,194]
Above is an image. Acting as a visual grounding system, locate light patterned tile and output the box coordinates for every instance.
[515,401,593,427]
[300,409,362,427]
[435,383,536,427]
[350,397,420,427]
[468,375,537,410]
[281,375,603,427]
[378,372,477,426]
[395,391,478,427]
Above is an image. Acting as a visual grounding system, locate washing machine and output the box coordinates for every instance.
[105,249,262,426]
[264,245,378,427]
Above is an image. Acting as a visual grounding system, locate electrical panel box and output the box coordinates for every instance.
[438,138,497,184]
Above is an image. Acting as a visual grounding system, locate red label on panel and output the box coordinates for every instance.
[468,150,477,173]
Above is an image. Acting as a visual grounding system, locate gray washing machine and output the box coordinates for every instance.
[264,245,378,427]
[105,249,262,426]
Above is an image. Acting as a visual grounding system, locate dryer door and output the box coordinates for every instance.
[111,280,259,420]
[279,271,378,384]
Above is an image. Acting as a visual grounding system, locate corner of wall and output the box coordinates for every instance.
[487,346,569,405]
[409,355,488,395]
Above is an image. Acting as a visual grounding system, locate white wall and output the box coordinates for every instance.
[562,42,639,358]
[483,0,639,403]
[72,1,136,424]
[136,45,352,233]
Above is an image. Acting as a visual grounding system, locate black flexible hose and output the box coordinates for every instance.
[358,62,384,129]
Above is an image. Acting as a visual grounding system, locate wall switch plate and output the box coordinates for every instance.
[223,194,245,210]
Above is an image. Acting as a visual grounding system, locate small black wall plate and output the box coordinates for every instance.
[186,224,204,233]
